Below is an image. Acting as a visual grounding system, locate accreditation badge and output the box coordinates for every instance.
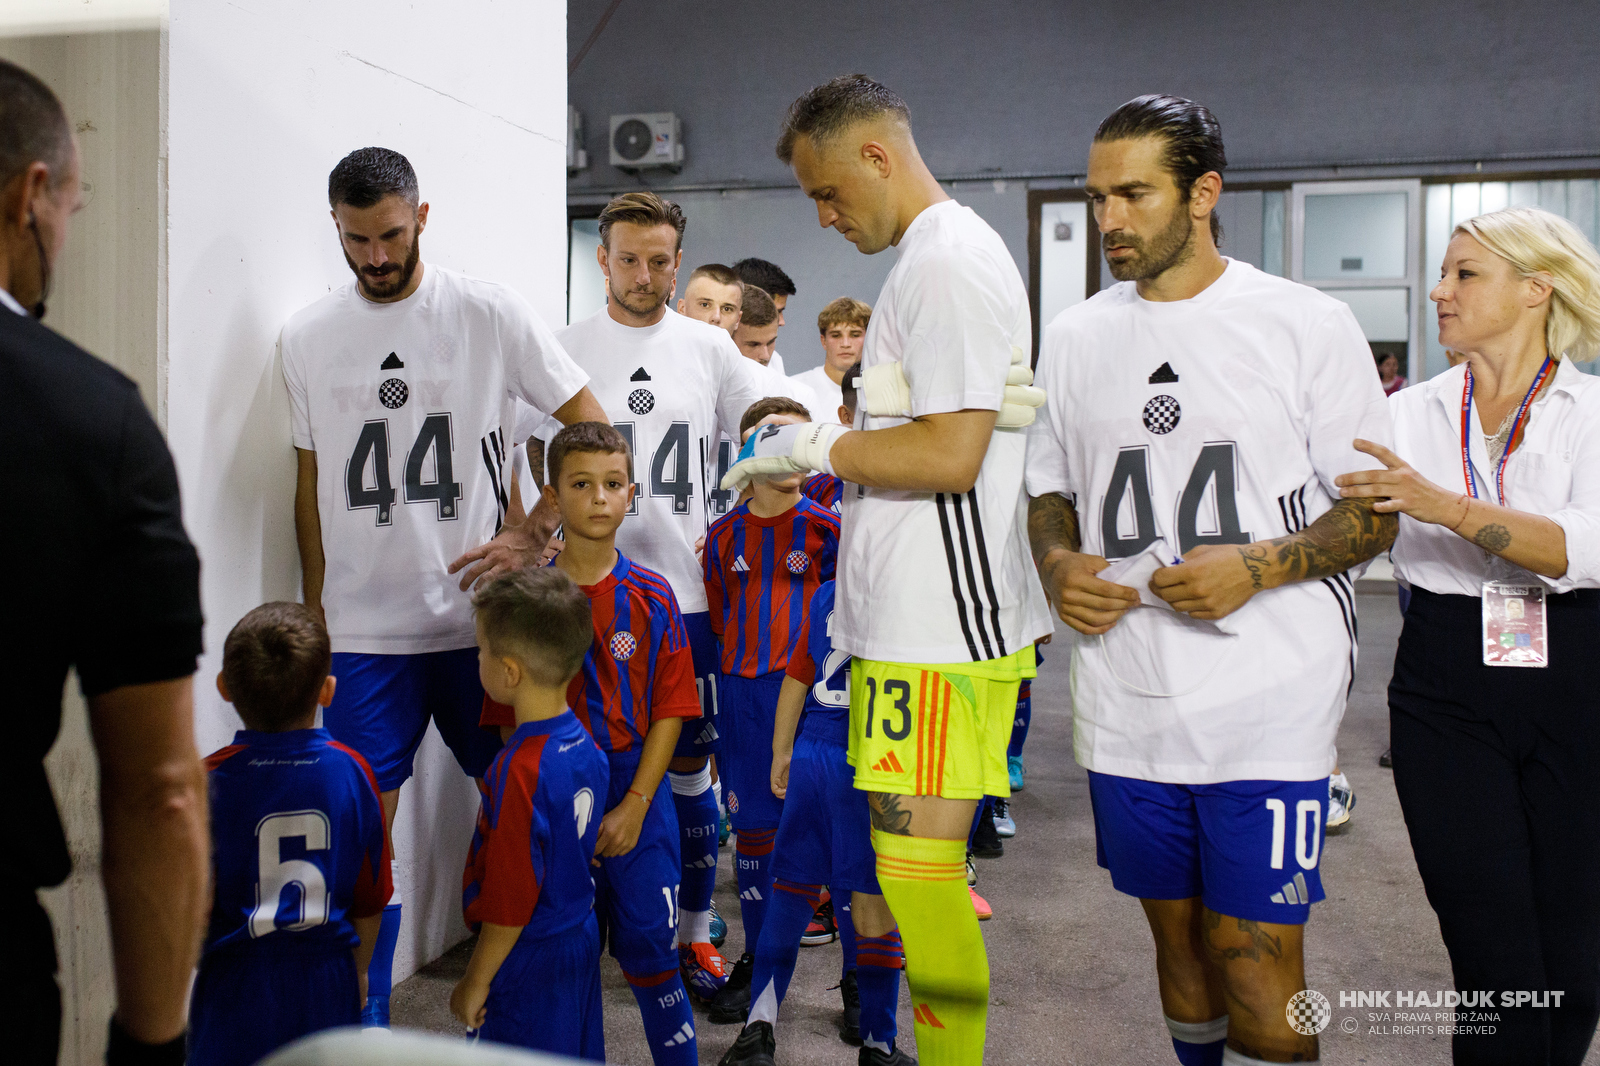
[1482,582,1549,668]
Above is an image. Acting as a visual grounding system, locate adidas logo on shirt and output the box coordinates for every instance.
[631,367,652,381]
[740,886,764,901]
[871,751,906,774]
[1148,361,1179,384]
[380,351,404,370]
[662,1021,694,1047]
[732,555,750,572]
[1270,871,1312,905]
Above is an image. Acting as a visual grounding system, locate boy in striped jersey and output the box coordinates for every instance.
[704,397,842,1022]
[480,422,704,1065]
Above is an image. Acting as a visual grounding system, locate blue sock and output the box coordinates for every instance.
[624,969,697,1066]
[837,895,858,976]
[1166,1015,1227,1066]
[1009,680,1032,757]
[855,927,904,1052]
[734,828,775,955]
[746,881,823,1024]
[669,771,719,941]
[366,896,401,1000]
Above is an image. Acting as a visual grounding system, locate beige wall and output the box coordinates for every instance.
[0,28,162,1066]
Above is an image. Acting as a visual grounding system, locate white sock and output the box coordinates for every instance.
[678,908,712,945]
[1166,1014,1228,1044]
[1223,1048,1316,1065]
[668,764,713,794]
[713,778,723,807]
[748,978,780,1025]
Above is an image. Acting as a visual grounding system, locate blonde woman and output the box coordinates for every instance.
[1338,207,1600,1065]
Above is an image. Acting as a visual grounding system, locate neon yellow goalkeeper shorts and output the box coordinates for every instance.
[847,646,1035,800]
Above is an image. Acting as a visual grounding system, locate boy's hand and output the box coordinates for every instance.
[592,794,648,863]
[451,976,490,1030]
[771,751,791,800]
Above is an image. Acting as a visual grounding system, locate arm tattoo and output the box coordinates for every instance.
[868,792,913,836]
[1028,492,1082,562]
[527,438,546,490]
[1202,910,1284,964]
[1248,497,1397,586]
[1473,523,1512,552]
[1240,545,1270,591]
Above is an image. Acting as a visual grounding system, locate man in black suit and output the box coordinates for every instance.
[0,59,208,1066]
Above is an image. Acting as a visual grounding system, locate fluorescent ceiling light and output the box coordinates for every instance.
[0,0,166,37]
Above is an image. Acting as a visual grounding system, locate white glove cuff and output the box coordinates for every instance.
[792,422,849,476]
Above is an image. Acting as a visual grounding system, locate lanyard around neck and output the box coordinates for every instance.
[1460,356,1553,506]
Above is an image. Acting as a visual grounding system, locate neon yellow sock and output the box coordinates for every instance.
[873,829,988,1065]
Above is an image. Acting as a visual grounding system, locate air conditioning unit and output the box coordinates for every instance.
[609,112,684,172]
[567,105,588,173]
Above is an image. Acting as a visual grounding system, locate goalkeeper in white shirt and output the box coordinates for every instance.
[722,74,1049,1066]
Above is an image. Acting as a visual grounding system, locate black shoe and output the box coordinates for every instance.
[972,811,1004,858]
[838,969,861,1045]
[709,952,754,1023]
[1379,747,1393,768]
[860,1044,918,1066]
[718,1020,776,1066]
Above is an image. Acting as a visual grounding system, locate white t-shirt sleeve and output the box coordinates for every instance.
[281,328,314,451]
[495,289,591,417]
[899,246,1012,417]
[1024,322,1076,499]
[1304,304,1395,494]
[714,336,770,439]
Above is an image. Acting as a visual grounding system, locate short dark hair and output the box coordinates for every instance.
[840,360,862,415]
[688,263,742,290]
[733,258,796,299]
[473,568,594,687]
[222,603,331,732]
[0,59,73,192]
[1094,94,1226,245]
[739,284,778,329]
[598,191,687,251]
[547,421,632,484]
[777,74,911,165]
[328,147,419,209]
[740,396,811,437]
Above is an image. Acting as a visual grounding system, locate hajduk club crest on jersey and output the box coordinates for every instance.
[610,631,637,660]
[785,550,811,574]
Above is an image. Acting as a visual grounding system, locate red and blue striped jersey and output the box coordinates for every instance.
[483,552,702,755]
[463,710,608,935]
[202,728,391,958]
[802,473,844,514]
[704,496,840,677]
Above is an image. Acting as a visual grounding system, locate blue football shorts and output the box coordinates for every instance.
[189,948,357,1066]
[481,913,605,1062]
[674,612,722,759]
[771,730,879,895]
[594,753,682,976]
[717,670,787,832]
[325,648,503,792]
[1088,771,1328,924]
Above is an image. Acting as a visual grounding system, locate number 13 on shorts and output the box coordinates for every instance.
[846,658,1017,800]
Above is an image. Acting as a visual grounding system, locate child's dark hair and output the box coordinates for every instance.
[472,568,593,686]
[546,421,632,484]
[222,602,331,731]
[739,396,812,437]
[840,360,862,416]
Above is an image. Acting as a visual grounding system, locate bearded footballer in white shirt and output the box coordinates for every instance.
[282,148,606,1028]
[1025,97,1396,1066]
[723,75,1051,1066]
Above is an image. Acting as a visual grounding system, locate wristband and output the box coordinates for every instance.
[107,1018,186,1066]
[627,787,651,805]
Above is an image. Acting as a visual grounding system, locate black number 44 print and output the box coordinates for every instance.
[346,413,462,525]
[1102,441,1251,557]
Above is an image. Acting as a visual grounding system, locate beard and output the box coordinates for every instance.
[346,231,421,300]
[1103,201,1195,282]
[609,273,670,318]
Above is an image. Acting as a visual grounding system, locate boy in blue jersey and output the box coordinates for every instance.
[452,567,609,1060]
[192,603,392,1066]
[718,581,915,1066]
[704,397,842,1023]
[480,421,706,1063]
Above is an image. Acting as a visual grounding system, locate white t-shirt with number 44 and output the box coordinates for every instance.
[1025,259,1393,784]
[281,264,589,654]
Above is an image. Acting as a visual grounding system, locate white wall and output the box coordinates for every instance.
[165,0,568,982]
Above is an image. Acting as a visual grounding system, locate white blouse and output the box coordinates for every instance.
[1390,356,1600,596]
